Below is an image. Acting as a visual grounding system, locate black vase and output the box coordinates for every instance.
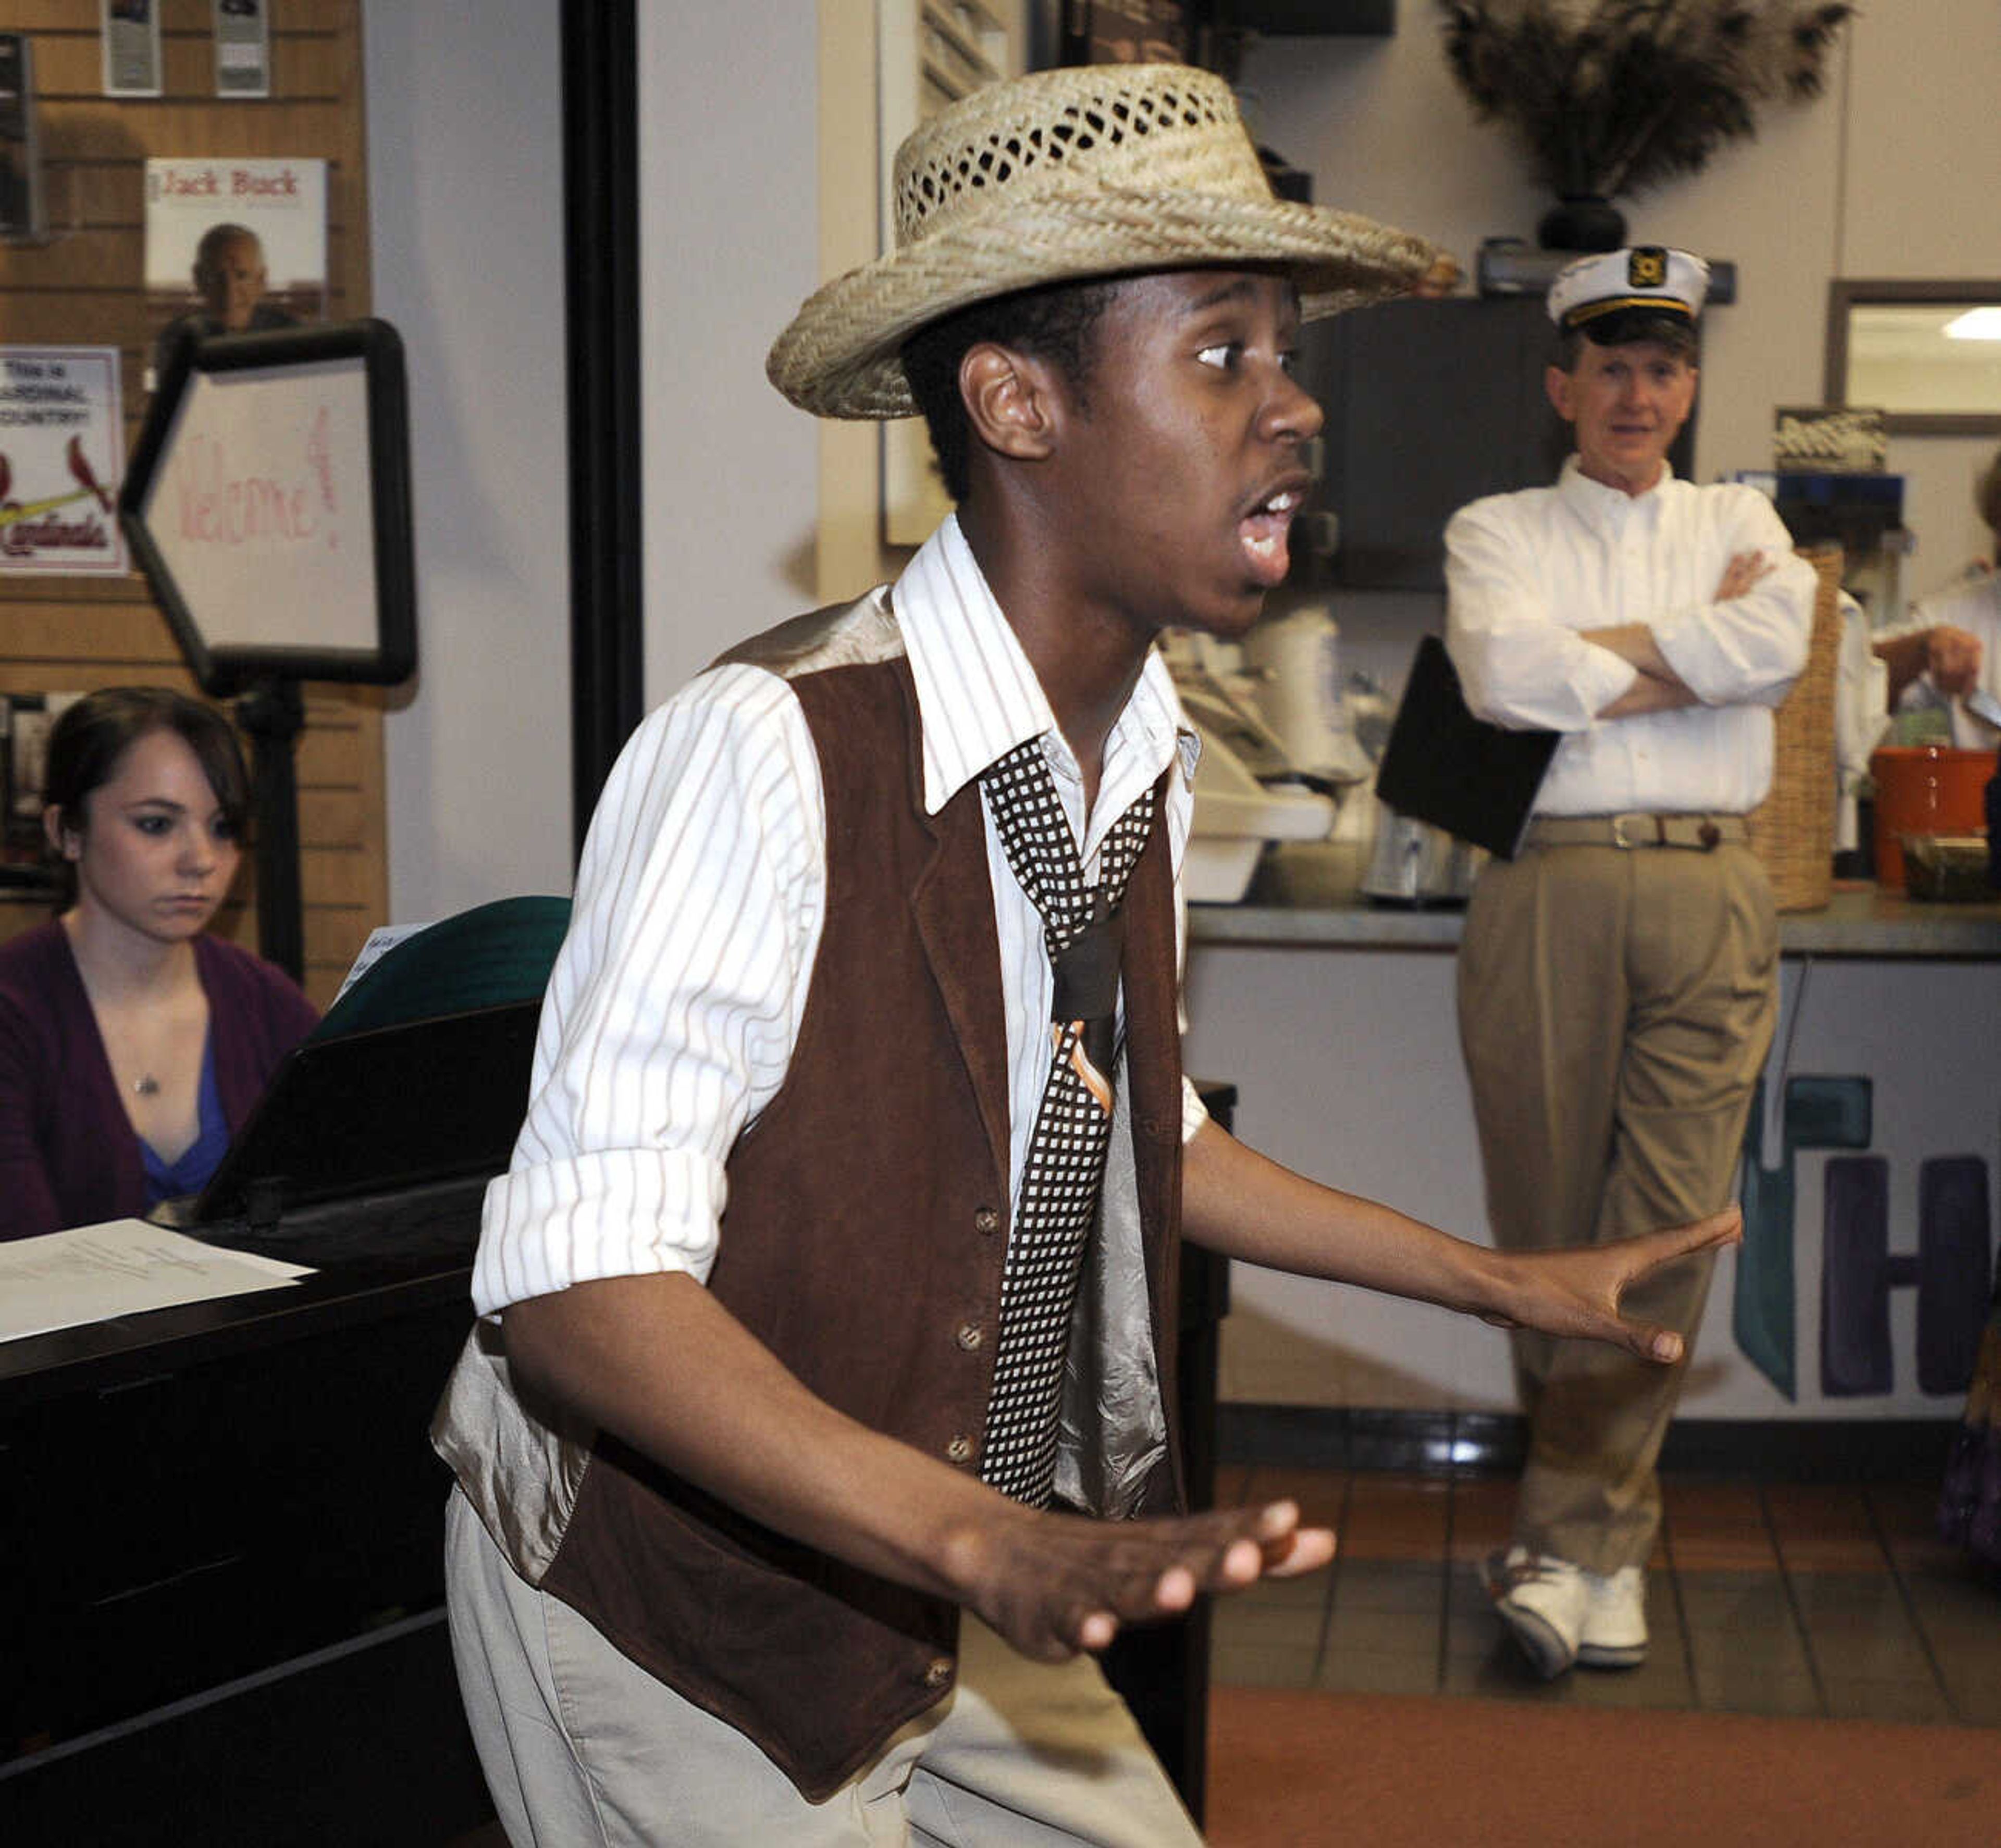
[1537,194,1627,253]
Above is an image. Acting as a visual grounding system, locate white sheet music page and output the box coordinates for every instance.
[0,1221,314,1346]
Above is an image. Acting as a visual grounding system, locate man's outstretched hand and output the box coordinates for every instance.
[1478,1205,1744,1363]
[952,1496,1334,1664]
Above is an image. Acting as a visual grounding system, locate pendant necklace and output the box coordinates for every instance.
[134,1074,160,1097]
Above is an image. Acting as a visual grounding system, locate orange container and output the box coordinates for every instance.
[1868,746,1992,891]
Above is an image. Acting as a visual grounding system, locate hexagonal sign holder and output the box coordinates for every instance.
[119,319,416,981]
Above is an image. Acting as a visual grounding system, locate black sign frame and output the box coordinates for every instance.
[119,317,416,698]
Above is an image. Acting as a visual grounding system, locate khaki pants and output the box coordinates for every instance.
[1456,839,1778,1574]
[444,1487,1203,1847]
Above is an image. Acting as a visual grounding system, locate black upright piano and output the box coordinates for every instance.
[0,1000,541,1845]
[0,993,1232,1844]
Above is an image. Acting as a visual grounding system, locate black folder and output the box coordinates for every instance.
[174,897,570,1248]
[190,1000,541,1227]
[1374,634,1559,860]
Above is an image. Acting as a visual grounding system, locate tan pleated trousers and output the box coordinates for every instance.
[1456,837,1778,1574]
[444,1489,1203,1847]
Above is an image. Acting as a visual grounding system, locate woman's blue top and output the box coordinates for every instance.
[140,1035,229,1208]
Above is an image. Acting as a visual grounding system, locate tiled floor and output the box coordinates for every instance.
[1210,1462,2001,1727]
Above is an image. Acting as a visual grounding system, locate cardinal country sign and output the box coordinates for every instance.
[0,346,128,576]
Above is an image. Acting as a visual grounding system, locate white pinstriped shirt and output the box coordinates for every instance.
[1445,460,1816,816]
[472,515,1205,1318]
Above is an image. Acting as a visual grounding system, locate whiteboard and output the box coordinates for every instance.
[120,319,415,695]
[144,357,378,651]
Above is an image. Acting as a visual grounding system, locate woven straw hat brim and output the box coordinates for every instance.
[767,186,1442,420]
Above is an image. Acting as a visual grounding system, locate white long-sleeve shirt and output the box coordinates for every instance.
[472,515,1204,1318]
[1885,567,2001,751]
[1444,458,1817,816]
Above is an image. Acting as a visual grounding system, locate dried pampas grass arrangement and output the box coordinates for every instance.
[1437,1,1854,205]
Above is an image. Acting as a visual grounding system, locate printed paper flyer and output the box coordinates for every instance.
[214,0,272,99]
[0,346,127,576]
[102,0,163,99]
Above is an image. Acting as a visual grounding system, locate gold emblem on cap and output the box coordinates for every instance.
[1629,247,1667,288]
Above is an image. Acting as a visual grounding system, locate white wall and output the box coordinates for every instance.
[365,3,822,921]
[364,0,575,922]
[1838,4,2001,581]
[636,2,822,704]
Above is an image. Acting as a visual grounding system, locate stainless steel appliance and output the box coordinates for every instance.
[1360,801,1485,904]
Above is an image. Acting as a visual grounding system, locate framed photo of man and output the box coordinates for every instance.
[143,158,328,392]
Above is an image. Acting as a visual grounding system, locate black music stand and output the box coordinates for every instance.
[119,319,416,980]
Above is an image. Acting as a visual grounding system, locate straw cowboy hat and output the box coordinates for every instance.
[767,62,1443,420]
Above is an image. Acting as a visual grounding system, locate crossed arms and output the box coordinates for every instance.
[1444,485,1815,733]
[1589,551,1778,716]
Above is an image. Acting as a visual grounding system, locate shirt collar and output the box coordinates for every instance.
[1558,452,1676,525]
[893,513,1195,816]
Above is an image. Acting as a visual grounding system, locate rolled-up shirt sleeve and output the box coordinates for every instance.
[473,665,825,1317]
[1445,500,1640,730]
[1649,487,1815,709]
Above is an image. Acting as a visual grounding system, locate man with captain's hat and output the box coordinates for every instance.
[1447,247,1816,1683]
[1546,243,1707,349]
[434,79,1746,1841]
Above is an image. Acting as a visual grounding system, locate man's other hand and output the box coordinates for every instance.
[1477,1206,1745,1365]
[1923,624,1983,695]
[951,1497,1334,1663]
[1714,551,1775,602]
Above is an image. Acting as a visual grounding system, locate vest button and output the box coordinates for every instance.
[955,1320,984,1351]
[973,1206,1000,1236]
[923,1656,954,1690]
[946,1434,973,1464]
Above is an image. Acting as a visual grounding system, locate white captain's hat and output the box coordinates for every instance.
[1546,245,1709,346]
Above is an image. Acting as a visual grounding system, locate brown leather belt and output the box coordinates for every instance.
[1524,813,1748,851]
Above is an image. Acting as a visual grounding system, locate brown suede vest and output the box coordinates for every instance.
[535,649,1188,1801]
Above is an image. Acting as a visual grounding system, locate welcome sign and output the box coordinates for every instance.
[120,319,415,696]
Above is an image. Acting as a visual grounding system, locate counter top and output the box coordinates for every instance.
[1190,882,2001,959]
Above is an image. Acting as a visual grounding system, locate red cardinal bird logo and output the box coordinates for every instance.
[0,438,117,531]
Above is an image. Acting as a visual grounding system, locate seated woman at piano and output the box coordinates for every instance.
[0,687,319,1239]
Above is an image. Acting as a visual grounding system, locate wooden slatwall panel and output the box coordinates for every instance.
[0,0,381,1009]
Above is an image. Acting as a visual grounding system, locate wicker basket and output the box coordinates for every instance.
[1745,545,1844,912]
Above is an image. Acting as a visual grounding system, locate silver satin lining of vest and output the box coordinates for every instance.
[432,1318,592,1582]
[1054,1063,1170,1520]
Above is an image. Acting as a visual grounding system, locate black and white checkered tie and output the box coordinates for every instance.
[978,739,1156,1507]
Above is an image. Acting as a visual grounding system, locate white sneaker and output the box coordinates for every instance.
[1480,1546,1586,1679]
[1577,1565,1648,1669]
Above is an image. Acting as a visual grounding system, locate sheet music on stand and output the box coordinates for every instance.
[0,1221,312,1346]
[1374,635,1560,860]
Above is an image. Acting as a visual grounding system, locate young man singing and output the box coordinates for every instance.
[435,67,1743,1845]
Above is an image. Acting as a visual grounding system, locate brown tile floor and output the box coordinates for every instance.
[1210,1462,2001,1727]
